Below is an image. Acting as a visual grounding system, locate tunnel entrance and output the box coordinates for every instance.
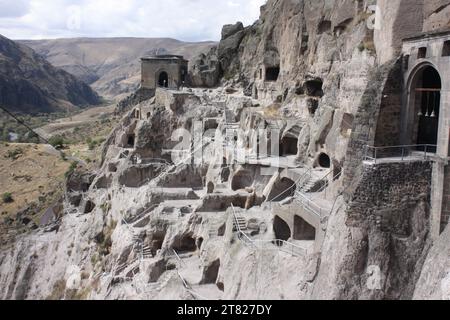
[411,66,441,151]
[265,66,280,81]
[293,216,316,241]
[280,137,298,156]
[127,134,135,148]
[172,234,197,253]
[304,78,324,98]
[273,216,291,242]
[158,71,169,88]
[318,153,331,168]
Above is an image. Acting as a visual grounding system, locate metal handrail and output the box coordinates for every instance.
[294,169,343,218]
[294,191,323,217]
[171,249,187,268]
[251,239,307,255]
[230,204,255,247]
[296,168,313,191]
[131,156,170,166]
[268,169,312,202]
[230,204,306,256]
[364,144,437,164]
[171,249,208,300]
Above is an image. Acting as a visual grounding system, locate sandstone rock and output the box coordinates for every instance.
[222,22,244,40]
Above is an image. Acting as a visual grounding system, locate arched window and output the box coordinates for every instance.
[408,65,441,151]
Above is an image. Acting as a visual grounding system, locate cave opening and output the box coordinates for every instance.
[172,234,197,253]
[201,259,221,285]
[265,66,280,81]
[273,216,291,242]
[293,215,316,241]
[231,171,253,191]
[280,137,298,156]
[318,153,331,168]
[196,237,204,250]
[149,231,166,256]
[127,134,135,148]
[304,79,324,97]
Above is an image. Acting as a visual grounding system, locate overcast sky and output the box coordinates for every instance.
[0,0,266,41]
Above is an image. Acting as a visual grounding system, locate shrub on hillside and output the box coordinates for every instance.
[49,136,65,149]
[2,193,13,203]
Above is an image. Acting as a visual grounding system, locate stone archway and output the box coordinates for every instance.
[267,177,296,202]
[406,64,442,151]
[158,71,169,87]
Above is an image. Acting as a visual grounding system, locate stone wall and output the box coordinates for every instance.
[340,160,432,299]
[141,58,188,89]
[347,161,432,226]
[441,165,450,232]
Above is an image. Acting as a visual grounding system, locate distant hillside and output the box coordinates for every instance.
[0,34,100,114]
[20,38,217,100]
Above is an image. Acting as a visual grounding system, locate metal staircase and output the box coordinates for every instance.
[294,169,341,218]
[230,204,306,256]
[233,215,248,232]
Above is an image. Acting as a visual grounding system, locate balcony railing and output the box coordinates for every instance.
[363,144,437,164]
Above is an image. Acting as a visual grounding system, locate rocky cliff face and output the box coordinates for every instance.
[0,0,449,300]
[0,35,100,114]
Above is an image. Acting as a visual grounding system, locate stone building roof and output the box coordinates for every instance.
[403,29,450,42]
[141,54,187,62]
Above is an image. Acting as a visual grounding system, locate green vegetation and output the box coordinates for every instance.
[2,193,13,204]
[48,135,66,149]
[0,112,72,143]
[87,137,106,150]
[100,202,111,214]
[65,162,78,178]
[5,148,23,160]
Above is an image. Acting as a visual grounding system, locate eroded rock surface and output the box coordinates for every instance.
[1,0,450,300]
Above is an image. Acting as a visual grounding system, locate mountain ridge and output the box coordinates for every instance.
[0,34,100,114]
[19,37,217,100]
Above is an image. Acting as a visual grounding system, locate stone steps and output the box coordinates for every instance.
[142,246,153,259]
[233,217,247,231]
[298,175,321,193]
[115,263,128,275]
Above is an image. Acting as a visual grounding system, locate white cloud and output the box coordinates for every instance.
[0,0,266,41]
